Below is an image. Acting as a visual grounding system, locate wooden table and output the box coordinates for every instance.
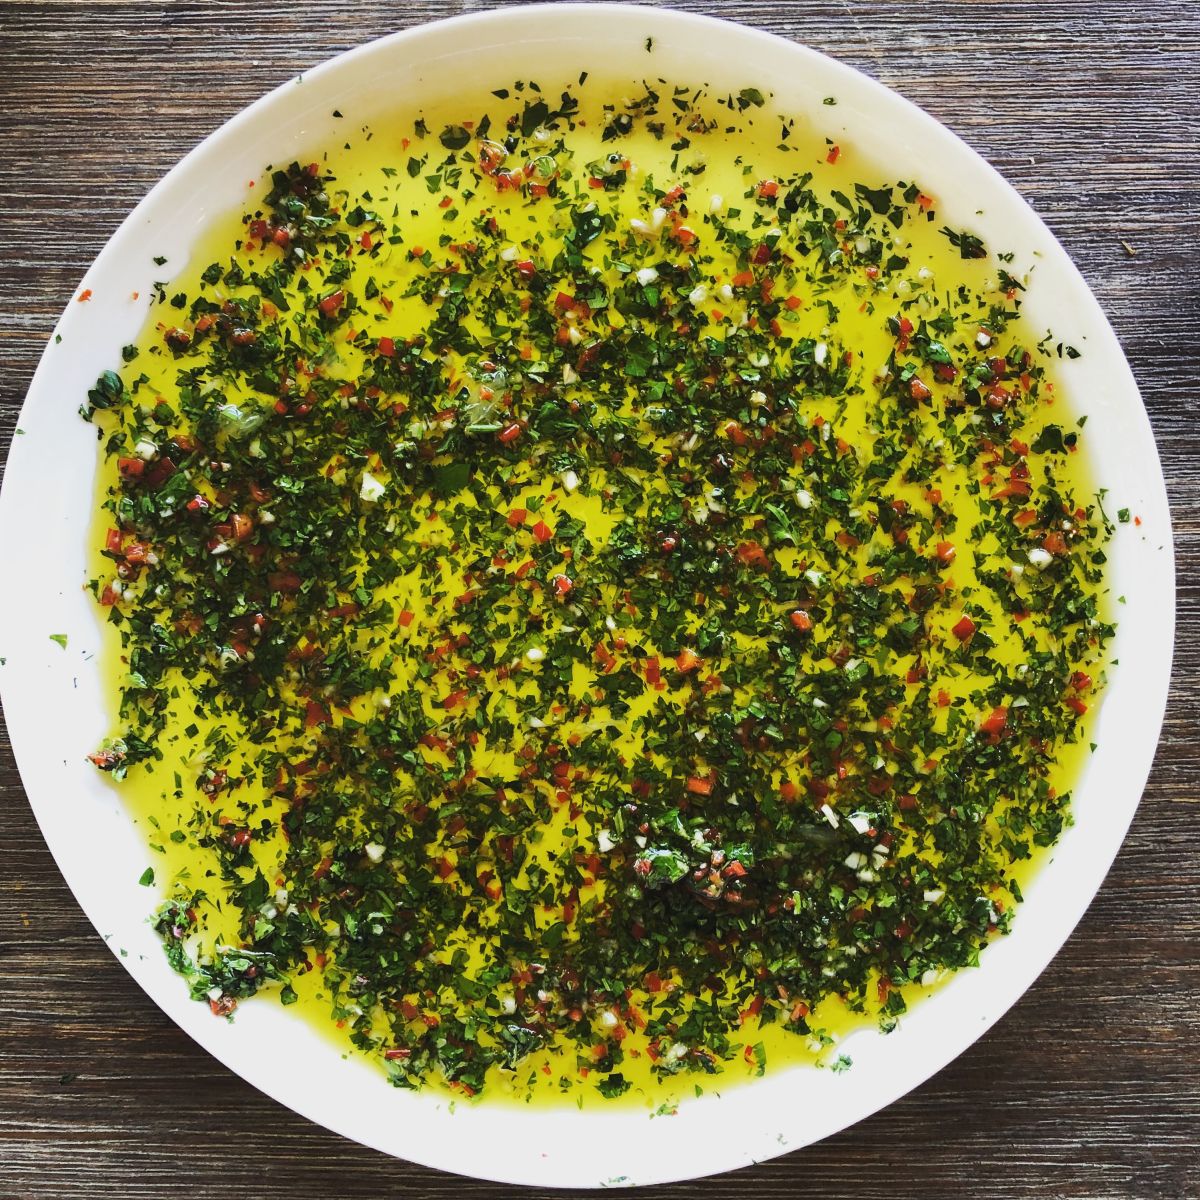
[2,3,1197,1196]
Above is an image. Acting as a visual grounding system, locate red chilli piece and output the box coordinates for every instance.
[979,706,1008,736]
[317,289,345,318]
[736,540,771,570]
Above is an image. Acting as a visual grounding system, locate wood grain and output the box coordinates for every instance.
[1,2,1197,1197]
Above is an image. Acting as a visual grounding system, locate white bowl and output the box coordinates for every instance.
[0,4,1174,1187]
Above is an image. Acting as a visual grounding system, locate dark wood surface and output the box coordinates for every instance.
[2,2,1197,1197]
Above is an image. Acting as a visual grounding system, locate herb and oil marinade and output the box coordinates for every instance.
[84,76,1112,1106]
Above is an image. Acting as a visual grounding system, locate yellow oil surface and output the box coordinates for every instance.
[88,76,1106,1110]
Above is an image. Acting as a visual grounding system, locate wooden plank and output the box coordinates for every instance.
[1,2,1197,1196]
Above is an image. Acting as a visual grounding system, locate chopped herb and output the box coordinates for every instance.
[83,71,1113,1106]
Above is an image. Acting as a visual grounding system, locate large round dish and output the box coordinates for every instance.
[0,5,1174,1187]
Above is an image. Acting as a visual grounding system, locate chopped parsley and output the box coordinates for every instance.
[84,75,1113,1103]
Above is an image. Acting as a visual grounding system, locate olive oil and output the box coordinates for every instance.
[86,75,1110,1109]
